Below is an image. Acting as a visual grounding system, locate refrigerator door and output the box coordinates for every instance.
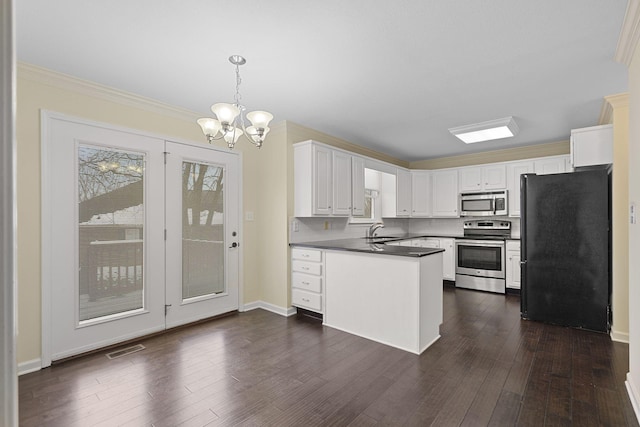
[520,170,610,332]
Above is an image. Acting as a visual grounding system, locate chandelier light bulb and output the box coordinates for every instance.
[223,127,244,147]
[211,103,241,125]
[196,118,222,139]
[246,111,274,129]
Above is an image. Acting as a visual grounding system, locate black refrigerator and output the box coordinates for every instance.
[520,169,611,333]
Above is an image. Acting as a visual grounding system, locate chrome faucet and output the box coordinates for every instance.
[367,222,385,238]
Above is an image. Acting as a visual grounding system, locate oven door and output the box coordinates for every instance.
[455,239,505,279]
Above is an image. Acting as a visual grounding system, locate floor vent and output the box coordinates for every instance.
[106,344,146,359]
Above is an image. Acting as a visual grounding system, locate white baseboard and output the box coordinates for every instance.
[241,300,297,317]
[611,329,630,343]
[626,372,640,424]
[18,359,42,376]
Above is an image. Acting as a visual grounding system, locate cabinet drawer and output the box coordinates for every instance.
[292,260,322,275]
[292,289,322,311]
[292,272,322,293]
[291,247,322,262]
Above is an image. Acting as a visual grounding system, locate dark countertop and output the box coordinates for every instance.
[290,237,445,258]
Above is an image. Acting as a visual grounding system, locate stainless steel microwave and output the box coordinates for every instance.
[459,190,508,216]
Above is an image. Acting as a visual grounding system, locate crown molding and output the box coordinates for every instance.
[409,140,569,170]
[18,62,201,122]
[600,92,631,124]
[599,99,614,125]
[606,92,631,109]
[615,0,640,67]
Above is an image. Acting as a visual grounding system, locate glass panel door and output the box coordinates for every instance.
[165,141,240,329]
[46,115,165,364]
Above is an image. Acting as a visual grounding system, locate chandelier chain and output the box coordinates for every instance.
[234,64,242,107]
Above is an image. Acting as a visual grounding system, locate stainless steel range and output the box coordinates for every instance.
[455,220,511,294]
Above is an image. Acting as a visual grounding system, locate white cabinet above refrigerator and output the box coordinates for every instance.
[570,124,613,168]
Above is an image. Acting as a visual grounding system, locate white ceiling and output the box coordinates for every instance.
[16,0,629,161]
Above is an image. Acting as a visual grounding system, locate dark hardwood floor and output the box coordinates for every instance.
[19,287,638,426]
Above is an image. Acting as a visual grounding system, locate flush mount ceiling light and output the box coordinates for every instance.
[197,55,273,149]
[448,116,519,144]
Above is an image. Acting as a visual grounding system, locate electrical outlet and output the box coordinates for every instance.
[324,220,329,230]
[292,219,299,232]
[631,202,637,225]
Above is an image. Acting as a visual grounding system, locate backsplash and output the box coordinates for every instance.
[289,216,520,243]
[289,217,409,243]
[409,216,521,238]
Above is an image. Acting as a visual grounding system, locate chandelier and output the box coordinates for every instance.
[197,55,273,149]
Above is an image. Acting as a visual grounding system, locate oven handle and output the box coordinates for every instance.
[455,240,505,248]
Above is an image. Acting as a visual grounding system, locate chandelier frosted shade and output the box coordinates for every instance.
[197,55,273,149]
[197,118,222,138]
[223,127,243,145]
[246,111,273,129]
[211,103,241,124]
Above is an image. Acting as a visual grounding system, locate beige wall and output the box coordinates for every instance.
[627,35,640,411]
[606,94,630,342]
[254,123,289,308]
[16,64,263,363]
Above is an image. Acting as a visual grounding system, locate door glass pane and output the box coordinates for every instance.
[78,146,145,322]
[182,161,225,299]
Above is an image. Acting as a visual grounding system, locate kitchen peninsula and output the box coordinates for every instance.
[290,238,444,354]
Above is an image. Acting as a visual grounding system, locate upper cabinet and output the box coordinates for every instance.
[507,161,535,217]
[431,169,459,217]
[294,139,571,219]
[570,124,613,168]
[411,171,431,217]
[458,164,506,192]
[294,141,364,217]
[396,168,412,217]
[351,156,366,217]
[332,150,353,216]
[534,156,568,175]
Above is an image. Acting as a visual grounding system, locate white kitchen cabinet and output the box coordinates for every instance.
[506,161,535,217]
[439,238,455,281]
[351,156,365,216]
[332,150,353,216]
[458,165,506,192]
[411,171,431,217]
[291,247,324,314]
[396,168,412,217]
[409,237,454,280]
[506,240,521,290]
[294,141,363,217]
[412,238,440,248]
[431,169,459,217]
[294,142,332,216]
[570,124,613,168]
[534,156,567,175]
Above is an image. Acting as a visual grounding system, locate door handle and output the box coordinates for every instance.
[229,242,239,248]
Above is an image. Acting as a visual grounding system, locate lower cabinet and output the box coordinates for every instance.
[506,240,521,290]
[405,237,455,281]
[439,238,455,281]
[291,247,324,313]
